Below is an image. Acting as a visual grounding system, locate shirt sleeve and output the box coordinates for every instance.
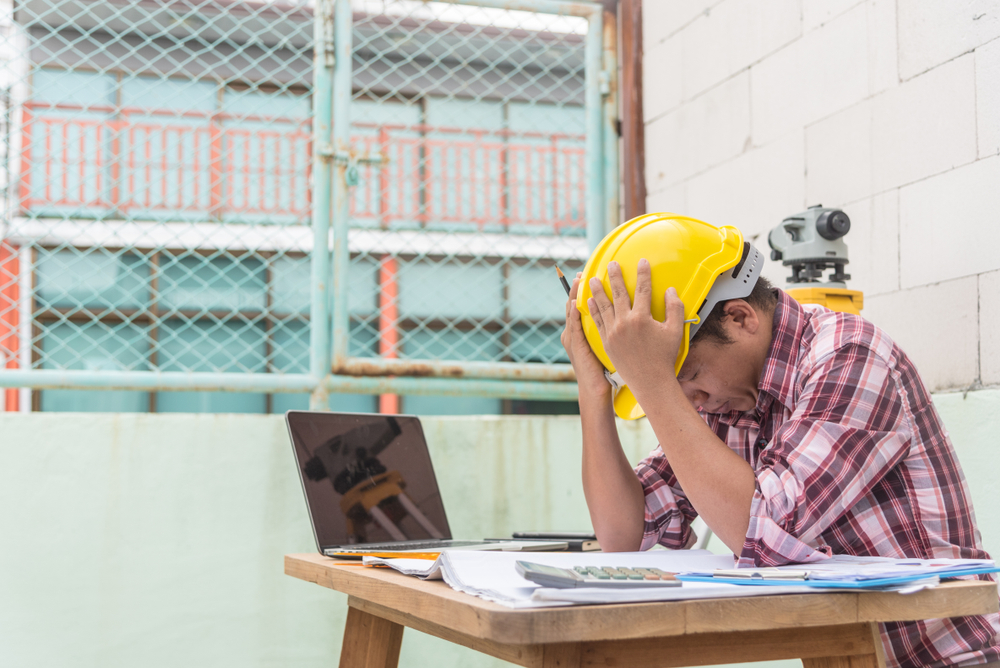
[739,343,914,567]
[634,448,699,550]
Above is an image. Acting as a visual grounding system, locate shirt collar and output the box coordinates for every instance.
[756,289,806,414]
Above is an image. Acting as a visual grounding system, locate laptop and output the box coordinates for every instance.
[285,411,567,558]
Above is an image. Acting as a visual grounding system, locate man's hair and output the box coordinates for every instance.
[691,276,777,346]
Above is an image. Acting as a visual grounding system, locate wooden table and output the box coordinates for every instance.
[285,553,998,668]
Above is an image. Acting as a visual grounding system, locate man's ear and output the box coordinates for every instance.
[721,299,760,336]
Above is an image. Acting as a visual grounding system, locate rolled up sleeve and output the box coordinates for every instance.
[738,344,913,567]
[634,448,698,550]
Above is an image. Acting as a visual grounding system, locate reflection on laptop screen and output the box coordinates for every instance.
[287,412,452,548]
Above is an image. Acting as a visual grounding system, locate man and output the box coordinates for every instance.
[561,214,998,668]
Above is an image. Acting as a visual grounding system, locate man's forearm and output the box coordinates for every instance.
[579,388,645,552]
[640,380,756,554]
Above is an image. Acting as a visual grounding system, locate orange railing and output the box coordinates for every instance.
[19,103,586,231]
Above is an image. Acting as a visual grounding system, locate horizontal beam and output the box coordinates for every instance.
[432,0,601,18]
[0,370,579,401]
[335,357,576,382]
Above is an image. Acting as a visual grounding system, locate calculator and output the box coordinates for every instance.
[515,561,682,588]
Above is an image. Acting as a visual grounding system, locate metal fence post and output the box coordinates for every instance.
[585,8,605,253]
[310,0,336,411]
[602,5,620,234]
[329,0,352,374]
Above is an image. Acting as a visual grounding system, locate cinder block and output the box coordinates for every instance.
[642,0,719,49]
[866,0,899,95]
[684,130,805,240]
[751,4,870,147]
[862,276,979,392]
[643,35,683,122]
[805,99,873,207]
[872,54,977,193]
[680,0,801,101]
[842,190,900,297]
[979,270,1000,386]
[898,155,1000,289]
[977,39,1000,158]
[644,72,751,190]
[646,183,688,215]
[804,0,863,32]
[897,0,1000,80]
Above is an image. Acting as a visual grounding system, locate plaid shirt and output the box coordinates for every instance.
[635,290,999,668]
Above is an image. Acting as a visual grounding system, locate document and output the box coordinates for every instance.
[365,551,998,608]
[678,555,999,589]
[369,550,810,608]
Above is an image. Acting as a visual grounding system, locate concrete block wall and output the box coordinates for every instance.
[643,0,1000,393]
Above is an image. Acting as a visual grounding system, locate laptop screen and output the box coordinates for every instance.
[286,411,452,548]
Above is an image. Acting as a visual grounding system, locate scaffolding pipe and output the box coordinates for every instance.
[602,5,620,234]
[335,356,576,382]
[584,7,604,253]
[0,370,579,401]
[309,0,335,410]
[423,0,600,17]
[330,0,353,375]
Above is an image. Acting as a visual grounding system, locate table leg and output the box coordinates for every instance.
[542,642,581,667]
[339,604,404,668]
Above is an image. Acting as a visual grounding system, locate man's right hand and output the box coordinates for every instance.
[561,273,610,395]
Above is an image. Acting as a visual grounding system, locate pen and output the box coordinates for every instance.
[556,266,571,296]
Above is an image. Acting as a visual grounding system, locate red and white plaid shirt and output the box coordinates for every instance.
[635,290,999,668]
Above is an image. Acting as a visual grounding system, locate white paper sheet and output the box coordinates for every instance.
[370,550,761,608]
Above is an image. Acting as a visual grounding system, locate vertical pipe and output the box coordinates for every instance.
[584,9,605,253]
[329,0,352,373]
[309,0,335,410]
[602,5,620,235]
[619,0,647,220]
[603,10,621,234]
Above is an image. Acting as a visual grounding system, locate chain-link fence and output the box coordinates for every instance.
[0,0,616,413]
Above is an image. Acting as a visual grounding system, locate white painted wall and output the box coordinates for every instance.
[643,0,1000,393]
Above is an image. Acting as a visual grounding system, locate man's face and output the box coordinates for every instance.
[675,302,768,414]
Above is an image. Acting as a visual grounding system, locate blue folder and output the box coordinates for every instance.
[676,566,1000,589]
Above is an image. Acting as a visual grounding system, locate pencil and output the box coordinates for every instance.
[555,266,571,296]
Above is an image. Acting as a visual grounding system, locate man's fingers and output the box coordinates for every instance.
[633,258,652,315]
[588,276,615,319]
[664,286,686,326]
[607,261,631,315]
[588,296,606,334]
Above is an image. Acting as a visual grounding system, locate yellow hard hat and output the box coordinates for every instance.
[576,213,763,420]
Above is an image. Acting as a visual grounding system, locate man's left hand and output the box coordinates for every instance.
[587,259,686,396]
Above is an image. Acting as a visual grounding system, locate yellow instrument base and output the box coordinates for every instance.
[786,287,864,315]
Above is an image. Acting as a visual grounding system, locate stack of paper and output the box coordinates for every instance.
[365,551,999,608]
[366,550,815,608]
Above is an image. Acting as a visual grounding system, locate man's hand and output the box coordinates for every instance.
[561,272,610,395]
[587,259,685,397]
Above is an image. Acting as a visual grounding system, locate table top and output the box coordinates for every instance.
[285,553,1000,646]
